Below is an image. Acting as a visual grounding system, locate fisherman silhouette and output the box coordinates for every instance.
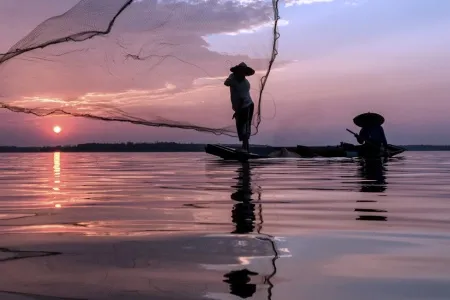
[224,62,255,153]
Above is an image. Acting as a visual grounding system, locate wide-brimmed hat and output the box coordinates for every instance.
[230,62,255,76]
[353,112,385,127]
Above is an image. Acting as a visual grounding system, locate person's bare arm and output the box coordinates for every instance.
[224,73,234,86]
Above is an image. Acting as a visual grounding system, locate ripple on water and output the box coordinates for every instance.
[0,152,448,299]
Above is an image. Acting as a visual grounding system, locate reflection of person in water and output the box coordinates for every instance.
[355,158,388,221]
[223,269,259,299]
[223,162,279,299]
[230,162,256,234]
[359,158,387,193]
[224,162,259,298]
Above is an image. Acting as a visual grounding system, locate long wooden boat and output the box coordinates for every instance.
[204,143,405,160]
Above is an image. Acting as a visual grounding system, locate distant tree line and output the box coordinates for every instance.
[0,142,206,152]
[0,142,448,153]
[0,142,273,153]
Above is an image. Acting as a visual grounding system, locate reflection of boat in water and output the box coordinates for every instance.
[355,158,388,221]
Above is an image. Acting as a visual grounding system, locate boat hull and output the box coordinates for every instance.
[204,143,405,160]
[295,143,405,158]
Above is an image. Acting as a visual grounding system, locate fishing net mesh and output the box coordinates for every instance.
[0,0,280,137]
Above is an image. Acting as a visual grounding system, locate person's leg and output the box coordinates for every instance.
[242,105,252,152]
[243,139,249,152]
[243,117,247,151]
[235,104,254,152]
[235,111,244,144]
[244,104,254,152]
[235,110,248,152]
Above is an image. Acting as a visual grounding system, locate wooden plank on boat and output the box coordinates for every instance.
[205,144,266,161]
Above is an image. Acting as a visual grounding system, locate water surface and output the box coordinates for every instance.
[0,152,449,299]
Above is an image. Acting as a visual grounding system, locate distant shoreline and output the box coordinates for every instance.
[0,142,448,152]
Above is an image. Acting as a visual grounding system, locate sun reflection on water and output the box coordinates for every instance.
[53,152,62,209]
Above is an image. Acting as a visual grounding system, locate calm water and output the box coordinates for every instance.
[0,151,449,299]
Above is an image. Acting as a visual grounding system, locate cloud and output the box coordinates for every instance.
[114,0,276,36]
[283,0,365,7]
[224,19,289,36]
[284,0,335,7]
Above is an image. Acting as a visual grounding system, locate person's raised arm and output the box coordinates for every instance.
[224,73,234,86]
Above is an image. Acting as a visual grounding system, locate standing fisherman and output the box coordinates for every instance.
[224,62,255,152]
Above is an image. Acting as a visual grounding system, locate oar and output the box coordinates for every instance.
[346,128,359,139]
[346,129,403,149]
[346,128,384,145]
[345,129,405,156]
[346,128,393,156]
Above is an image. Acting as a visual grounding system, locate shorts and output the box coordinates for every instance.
[235,103,254,141]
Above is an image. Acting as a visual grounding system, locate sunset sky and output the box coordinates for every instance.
[0,0,449,146]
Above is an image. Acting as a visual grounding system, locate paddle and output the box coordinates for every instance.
[347,129,405,156]
[346,128,362,140]
[345,128,394,156]
[346,128,404,151]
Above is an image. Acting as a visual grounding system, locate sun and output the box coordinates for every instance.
[53,126,62,134]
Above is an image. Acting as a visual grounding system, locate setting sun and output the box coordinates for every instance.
[53,126,62,134]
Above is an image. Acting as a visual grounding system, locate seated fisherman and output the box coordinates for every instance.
[357,123,388,155]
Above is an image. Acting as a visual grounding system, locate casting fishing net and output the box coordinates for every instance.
[0,0,280,137]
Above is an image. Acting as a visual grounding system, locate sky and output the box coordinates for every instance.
[0,0,449,146]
